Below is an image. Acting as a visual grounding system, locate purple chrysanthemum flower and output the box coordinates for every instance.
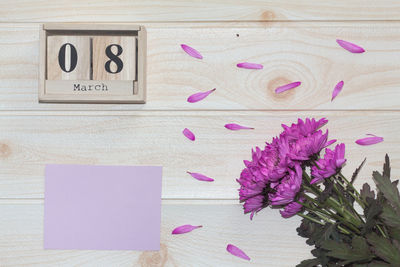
[237,168,266,201]
[280,196,305,218]
[237,118,337,219]
[243,194,265,214]
[258,137,291,182]
[281,118,328,140]
[310,143,346,184]
[289,130,336,161]
[269,164,303,206]
[237,167,271,218]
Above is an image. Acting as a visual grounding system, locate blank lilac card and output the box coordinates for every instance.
[44,164,162,250]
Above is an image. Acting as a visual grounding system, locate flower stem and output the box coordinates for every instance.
[297,208,353,236]
[331,180,365,224]
[338,172,367,208]
[337,225,352,235]
[326,196,362,229]
[336,176,366,210]
[301,195,361,235]
[303,181,363,231]
[297,212,325,225]
[377,225,388,238]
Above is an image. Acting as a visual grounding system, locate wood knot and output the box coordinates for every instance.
[260,10,276,21]
[138,243,168,267]
[267,77,296,100]
[0,143,11,159]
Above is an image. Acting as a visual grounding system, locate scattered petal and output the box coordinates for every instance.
[249,212,255,220]
[187,88,216,103]
[180,44,203,59]
[225,123,254,131]
[331,81,344,101]
[355,135,384,146]
[336,39,365,53]
[182,128,195,141]
[236,62,263,69]
[187,172,214,182]
[226,244,250,261]
[172,224,202,235]
[275,81,301,94]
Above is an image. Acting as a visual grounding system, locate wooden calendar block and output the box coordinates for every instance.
[92,36,136,81]
[46,36,91,80]
[39,24,146,103]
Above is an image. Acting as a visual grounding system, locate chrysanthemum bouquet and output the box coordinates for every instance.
[237,118,400,266]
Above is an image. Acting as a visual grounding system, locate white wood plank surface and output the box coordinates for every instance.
[0,1,399,22]
[0,111,397,199]
[1,1,400,265]
[1,22,400,110]
[0,202,310,267]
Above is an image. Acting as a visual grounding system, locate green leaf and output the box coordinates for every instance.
[353,235,370,253]
[321,236,373,264]
[351,157,367,184]
[296,258,320,267]
[297,218,341,247]
[311,248,331,266]
[367,232,400,265]
[388,226,400,243]
[319,180,334,203]
[297,217,318,246]
[372,171,400,211]
[368,261,391,267]
[360,183,375,202]
[317,223,336,246]
[322,243,351,261]
[380,202,400,228]
[383,154,391,179]
[362,198,382,235]
[297,219,353,266]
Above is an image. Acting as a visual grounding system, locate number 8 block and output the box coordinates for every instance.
[92,36,136,81]
[47,36,91,80]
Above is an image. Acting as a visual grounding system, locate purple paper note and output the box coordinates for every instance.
[44,164,162,250]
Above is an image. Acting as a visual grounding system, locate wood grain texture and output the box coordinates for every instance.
[0,1,399,22]
[0,202,310,267]
[0,111,397,199]
[1,2,400,265]
[1,22,400,110]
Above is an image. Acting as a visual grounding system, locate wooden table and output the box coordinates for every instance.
[0,1,399,266]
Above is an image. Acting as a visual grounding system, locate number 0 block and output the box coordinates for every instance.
[47,36,91,80]
[92,36,136,81]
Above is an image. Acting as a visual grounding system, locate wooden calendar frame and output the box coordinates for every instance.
[39,23,147,104]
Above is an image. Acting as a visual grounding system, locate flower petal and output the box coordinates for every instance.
[236,62,263,69]
[331,81,344,101]
[182,128,195,141]
[336,39,365,53]
[187,88,216,103]
[226,244,250,261]
[249,212,255,220]
[355,135,384,146]
[324,139,337,148]
[180,44,203,59]
[275,81,301,94]
[225,123,254,131]
[172,224,202,235]
[187,172,214,182]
